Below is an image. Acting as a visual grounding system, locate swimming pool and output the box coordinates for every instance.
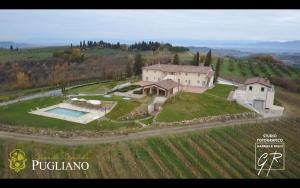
[45,107,88,118]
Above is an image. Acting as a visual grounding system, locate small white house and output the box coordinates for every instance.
[230,77,284,116]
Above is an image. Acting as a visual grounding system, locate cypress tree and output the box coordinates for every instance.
[214,58,222,83]
[196,52,200,66]
[204,49,212,67]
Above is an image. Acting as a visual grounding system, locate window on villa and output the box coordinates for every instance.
[185,73,188,76]
[178,79,180,83]
[179,72,181,75]
[154,71,156,73]
[188,80,191,85]
[185,80,187,83]
[146,70,148,72]
[146,77,148,81]
[197,81,200,84]
[249,86,253,91]
[158,78,161,81]
[202,81,206,86]
[198,73,200,76]
[261,87,264,92]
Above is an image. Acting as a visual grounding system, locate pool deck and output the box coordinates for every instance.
[29,102,115,124]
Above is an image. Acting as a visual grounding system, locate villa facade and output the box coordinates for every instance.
[141,64,214,97]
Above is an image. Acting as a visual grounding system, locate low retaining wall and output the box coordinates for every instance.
[153,112,260,127]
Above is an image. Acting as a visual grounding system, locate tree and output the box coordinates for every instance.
[173,53,179,65]
[16,71,31,88]
[125,61,133,78]
[83,40,86,48]
[133,54,143,76]
[196,52,199,65]
[70,43,73,49]
[214,58,222,83]
[80,41,82,48]
[192,52,200,66]
[204,49,212,67]
[9,45,13,51]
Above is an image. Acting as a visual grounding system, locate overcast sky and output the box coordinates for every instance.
[0,10,300,44]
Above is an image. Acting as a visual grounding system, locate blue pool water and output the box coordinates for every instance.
[46,107,88,118]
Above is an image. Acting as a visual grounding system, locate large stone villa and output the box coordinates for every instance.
[140,64,214,97]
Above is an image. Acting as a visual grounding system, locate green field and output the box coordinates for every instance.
[66,80,127,94]
[0,118,299,178]
[156,84,250,122]
[0,85,60,102]
[212,57,299,82]
[0,46,67,63]
[0,95,141,131]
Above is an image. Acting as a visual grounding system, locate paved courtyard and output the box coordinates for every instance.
[181,86,207,93]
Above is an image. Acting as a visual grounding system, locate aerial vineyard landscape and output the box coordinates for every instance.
[0,9,300,181]
[0,118,299,178]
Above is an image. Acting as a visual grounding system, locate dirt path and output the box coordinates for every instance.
[0,117,280,146]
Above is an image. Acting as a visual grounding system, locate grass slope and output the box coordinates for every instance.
[156,84,250,122]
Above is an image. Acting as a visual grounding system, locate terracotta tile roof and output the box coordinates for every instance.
[244,77,272,87]
[143,64,213,74]
[143,79,179,90]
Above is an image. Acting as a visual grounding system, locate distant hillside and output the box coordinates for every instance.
[0,41,40,49]
[182,40,300,53]
[188,46,252,57]
[189,45,300,68]
[240,40,300,53]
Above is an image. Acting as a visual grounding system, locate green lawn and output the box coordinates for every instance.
[205,84,235,99]
[0,95,140,131]
[156,84,250,122]
[84,95,140,120]
[66,80,126,94]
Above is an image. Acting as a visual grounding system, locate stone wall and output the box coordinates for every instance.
[153,112,260,127]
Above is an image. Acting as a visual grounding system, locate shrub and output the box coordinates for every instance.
[133,89,143,95]
[117,85,140,92]
[0,95,10,102]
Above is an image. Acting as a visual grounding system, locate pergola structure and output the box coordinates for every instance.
[142,79,179,98]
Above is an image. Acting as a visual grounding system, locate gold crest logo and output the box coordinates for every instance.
[8,149,27,173]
